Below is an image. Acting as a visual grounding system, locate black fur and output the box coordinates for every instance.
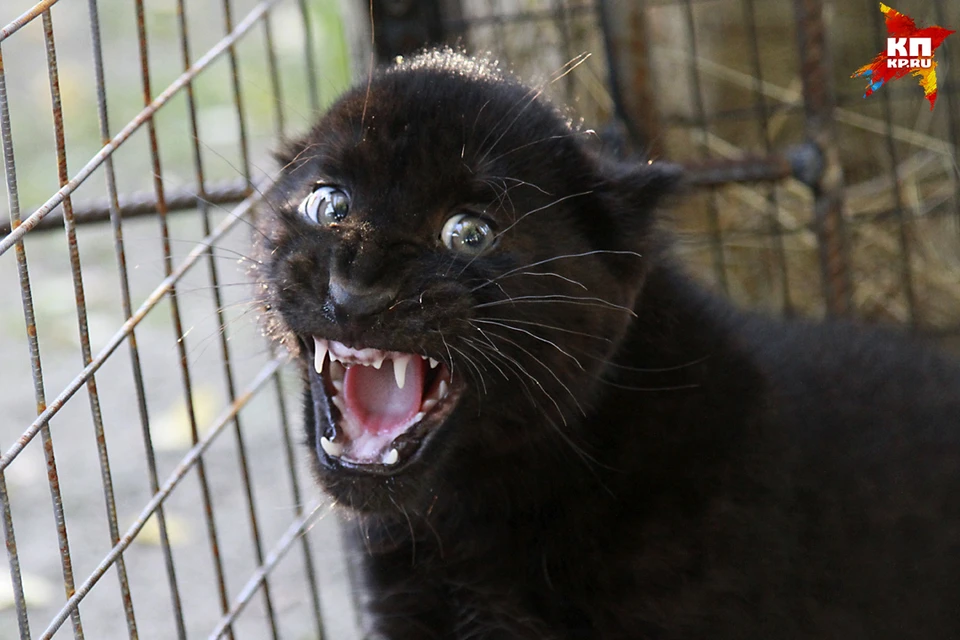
[253,50,960,639]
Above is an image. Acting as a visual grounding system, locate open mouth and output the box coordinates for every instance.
[308,337,461,470]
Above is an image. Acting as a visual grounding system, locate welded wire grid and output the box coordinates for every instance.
[453,0,960,337]
[0,0,363,638]
[2,0,960,638]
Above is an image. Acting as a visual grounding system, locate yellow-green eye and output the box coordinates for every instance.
[298,186,350,224]
[441,213,494,255]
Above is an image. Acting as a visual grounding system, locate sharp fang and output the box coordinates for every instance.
[373,357,384,370]
[393,356,409,389]
[314,338,327,374]
[438,379,449,397]
[383,448,399,465]
[429,358,439,369]
[320,437,342,457]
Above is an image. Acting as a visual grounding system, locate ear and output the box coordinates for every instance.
[272,135,311,168]
[599,157,683,214]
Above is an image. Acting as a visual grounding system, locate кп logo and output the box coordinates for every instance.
[851,3,955,110]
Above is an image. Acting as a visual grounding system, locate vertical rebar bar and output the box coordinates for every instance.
[85,0,189,636]
[41,11,139,636]
[132,1,236,634]
[931,0,960,229]
[680,0,728,293]
[794,0,852,316]
[0,40,84,640]
[866,0,917,327]
[297,0,320,112]
[0,471,29,639]
[742,0,794,314]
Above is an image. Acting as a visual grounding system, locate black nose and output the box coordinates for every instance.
[328,277,398,317]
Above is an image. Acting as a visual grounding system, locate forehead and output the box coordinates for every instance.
[311,68,571,191]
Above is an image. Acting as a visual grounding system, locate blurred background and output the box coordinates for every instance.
[0,0,957,638]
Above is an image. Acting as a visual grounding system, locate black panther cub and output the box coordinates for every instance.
[253,50,960,639]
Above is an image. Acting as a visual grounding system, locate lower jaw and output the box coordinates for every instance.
[307,369,461,477]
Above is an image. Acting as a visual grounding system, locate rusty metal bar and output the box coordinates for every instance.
[0,472,29,639]
[599,0,663,153]
[86,0,189,635]
[0,0,62,42]
[0,45,31,640]
[216,0,281,634]
[793,0,852,316]
[0,180,250,235]
[0,41,84,640]
[208,498,327,640]
[273,372,327,638]
[297,0,320,112]
[682,154,793,187]
[0,0,280,258]
[41,9,139,636]
[742,0,793,314]
[133,0,236,635]
[932,0,960,228]
[39,357,286,640]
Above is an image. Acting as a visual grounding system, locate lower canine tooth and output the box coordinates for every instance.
[320,437,342,457]
[383,448,399,465]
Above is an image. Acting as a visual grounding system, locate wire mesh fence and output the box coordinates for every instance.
[1,0,958,639]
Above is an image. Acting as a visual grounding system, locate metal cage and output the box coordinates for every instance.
[1,0,958,639]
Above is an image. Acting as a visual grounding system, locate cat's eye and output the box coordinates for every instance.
[440,213,495,255]
[298,185,350,224]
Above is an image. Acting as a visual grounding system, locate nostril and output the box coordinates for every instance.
[328,277,398,317]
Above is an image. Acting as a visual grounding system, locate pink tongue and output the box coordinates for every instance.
[343,358,425,435]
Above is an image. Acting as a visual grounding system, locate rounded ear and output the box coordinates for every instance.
[599,158,684,214]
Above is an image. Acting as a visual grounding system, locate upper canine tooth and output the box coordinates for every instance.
[393,356,410,389]
[429,358,439,369]
[320,436,343,458]
[314,338,327,374]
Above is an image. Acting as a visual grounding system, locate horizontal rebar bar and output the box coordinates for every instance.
[0,180,251,235]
